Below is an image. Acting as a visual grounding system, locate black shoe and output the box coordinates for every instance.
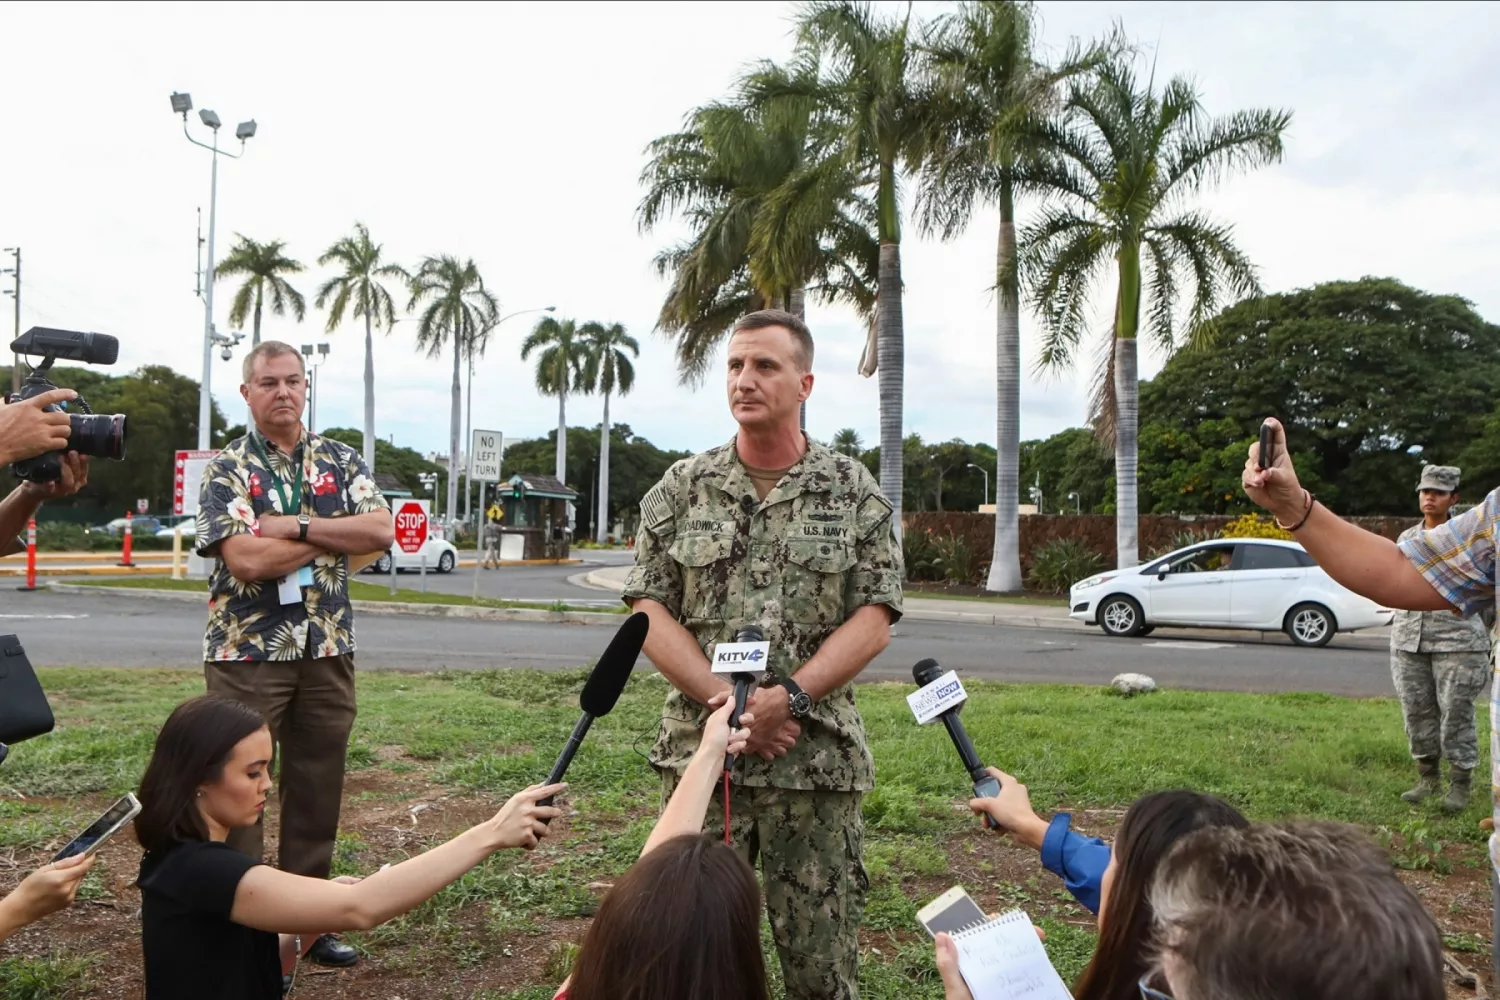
[282,973,293,996]
[307,934,359,968]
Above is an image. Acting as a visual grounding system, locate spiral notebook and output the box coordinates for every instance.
[948,909,1072,1000]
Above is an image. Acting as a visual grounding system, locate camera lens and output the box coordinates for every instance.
[68,413,128,460]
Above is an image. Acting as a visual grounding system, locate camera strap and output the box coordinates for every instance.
[249,434,305,516]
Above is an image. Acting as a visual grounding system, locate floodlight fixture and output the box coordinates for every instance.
[170,91,193,115]
[235,120,257,140]
[199,109,221,130]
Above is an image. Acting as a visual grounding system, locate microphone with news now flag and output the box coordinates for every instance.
[538,610,650,813]
[909,658,1001,828]
[709,624,770,771]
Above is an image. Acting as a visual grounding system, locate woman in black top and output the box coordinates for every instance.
[135,695,564,1000]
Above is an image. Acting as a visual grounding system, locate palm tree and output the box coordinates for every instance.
[639,61,878,389]
[918,0,1108,591]
[1021,56,1290,567]
[315,223,409,472]
[215,236,307,347]
[407,255,499,527]
[779,0,933,539]
[579,322,640,544]
[521,316,590,485]
[832,428,864,457]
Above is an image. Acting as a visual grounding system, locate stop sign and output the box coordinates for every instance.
[394,501,429,554]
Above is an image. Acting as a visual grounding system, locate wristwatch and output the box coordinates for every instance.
[779,676,813,719]
[297,513,310,542]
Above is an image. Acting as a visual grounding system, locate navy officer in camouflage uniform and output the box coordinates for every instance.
[622,309,903,1000]
[1391,465,1493,812]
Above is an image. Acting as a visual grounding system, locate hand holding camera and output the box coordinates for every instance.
[6,327,129,484]
[0,387,76,467]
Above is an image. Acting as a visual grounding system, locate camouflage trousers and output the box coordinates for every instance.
[1391,649,1489,769]
[659,769,868,1000]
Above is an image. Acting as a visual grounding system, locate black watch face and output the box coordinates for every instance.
[791,692,812,715]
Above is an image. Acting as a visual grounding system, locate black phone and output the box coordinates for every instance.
[1258,422,1277,471]
[973,773,1001,829]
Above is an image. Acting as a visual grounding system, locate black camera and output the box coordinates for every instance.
[7,327,128,483]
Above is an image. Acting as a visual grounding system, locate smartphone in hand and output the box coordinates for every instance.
[53,793,141,862]
[1258,421,1277,471]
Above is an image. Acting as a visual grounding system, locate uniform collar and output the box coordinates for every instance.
[716,434,833,507]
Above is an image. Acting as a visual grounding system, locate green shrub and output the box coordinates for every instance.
[932,532,980,586]
[1027,538,1105,593]
[901,528,943,582]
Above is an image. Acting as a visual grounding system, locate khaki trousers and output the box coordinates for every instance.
[204,653,357,879]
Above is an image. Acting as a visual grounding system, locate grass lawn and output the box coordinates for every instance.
[68,577,624,615]
[904,588,1069,608]
[1,669,1491,999]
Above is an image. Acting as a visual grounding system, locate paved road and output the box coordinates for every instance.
[6,590,1407,697]
[354,548,635,605]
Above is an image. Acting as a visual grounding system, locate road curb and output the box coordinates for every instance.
[43,583,626,626]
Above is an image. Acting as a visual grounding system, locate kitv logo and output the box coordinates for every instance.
[721,648,764,664]
[710,640,773,674]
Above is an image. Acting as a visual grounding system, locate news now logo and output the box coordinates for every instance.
[710,641,772,674]
[907,670,968,724]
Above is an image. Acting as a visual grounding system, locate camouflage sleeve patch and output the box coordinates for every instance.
[640,482,673,534]
[847,489,903,621]
[622,476,683,616]
[856,493,894,541]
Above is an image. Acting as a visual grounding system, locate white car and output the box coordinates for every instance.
[1068,538,1393,647]
[365,537,459,575]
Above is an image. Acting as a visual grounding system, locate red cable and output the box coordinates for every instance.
[723,770,732,846]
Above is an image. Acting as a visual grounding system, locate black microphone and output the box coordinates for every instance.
[913,658,1001,828]
[724,624,765,772]
[538,611,649,811]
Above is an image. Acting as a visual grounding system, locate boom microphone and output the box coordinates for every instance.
[724,624,765,771]
[538,611,650,810]
[912,658,1001,827]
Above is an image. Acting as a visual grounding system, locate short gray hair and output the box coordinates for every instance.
[730,309,814,371]
[241,341,305,384]
[1149,821,1443,1000]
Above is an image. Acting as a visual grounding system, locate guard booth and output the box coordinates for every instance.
[497,473,578,560]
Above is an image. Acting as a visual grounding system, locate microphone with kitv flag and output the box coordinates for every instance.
[710,624,770,772]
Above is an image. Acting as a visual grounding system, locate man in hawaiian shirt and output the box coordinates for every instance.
[195,340,393,971]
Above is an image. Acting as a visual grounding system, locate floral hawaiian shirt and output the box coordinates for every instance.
[195,427,389,662]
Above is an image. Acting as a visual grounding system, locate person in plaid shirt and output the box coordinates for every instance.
[1243,417,1497,979]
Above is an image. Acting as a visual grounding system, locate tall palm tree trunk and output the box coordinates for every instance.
[447,336,462,529]
[362,311,376,472]
[596,392,611,544]
[252,288,263,347]
[555,385,567,484]
[463,357,473,525]
[987,182,1023,592]
[790,286,808,432]
[1114,241,1143,569]
[877,242,904,542]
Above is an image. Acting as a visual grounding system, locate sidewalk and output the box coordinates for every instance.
[583,564,1393,647]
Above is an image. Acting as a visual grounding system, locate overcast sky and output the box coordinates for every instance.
[1,0,1495,464]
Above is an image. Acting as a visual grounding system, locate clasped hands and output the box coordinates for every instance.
[733,682,801,761]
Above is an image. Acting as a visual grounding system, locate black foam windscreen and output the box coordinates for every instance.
[912,657,943,686]
[733,623,765,643]
[578,611,649,716]
[85,333,120,365]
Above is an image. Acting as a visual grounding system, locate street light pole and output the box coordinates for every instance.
[3,248,20,396]
[301,342,329,433]
[172,92,256,450]
[966,462,990,508]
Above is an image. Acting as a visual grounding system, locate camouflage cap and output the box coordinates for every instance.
[1416,464,1461,493]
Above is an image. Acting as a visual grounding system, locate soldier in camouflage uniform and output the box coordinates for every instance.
[1391,465,1492,813]
[623,309,903,1000]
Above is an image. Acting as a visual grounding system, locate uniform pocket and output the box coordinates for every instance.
[783,538,854,623]
[668,533,734,619]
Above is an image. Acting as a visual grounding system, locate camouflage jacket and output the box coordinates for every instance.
[1391,522,1492,653]
[622,437,904,792]
[196,427,389,662]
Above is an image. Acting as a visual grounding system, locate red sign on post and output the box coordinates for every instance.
[394,501,429,554]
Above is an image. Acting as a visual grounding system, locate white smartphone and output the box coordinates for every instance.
[53,793,142,862]
[916,885,988,937]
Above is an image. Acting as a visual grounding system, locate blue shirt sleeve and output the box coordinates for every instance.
[1039,813,1112,914]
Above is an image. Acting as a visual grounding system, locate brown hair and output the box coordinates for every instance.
[241,340,305,384]
[565,834,769,1000]
[1149,821,1444,1000]
[134,695,267,855]
[731,309,814,371]
[1071,791,1249,1000]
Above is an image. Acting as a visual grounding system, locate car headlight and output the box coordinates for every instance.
[1074,574,1112,591]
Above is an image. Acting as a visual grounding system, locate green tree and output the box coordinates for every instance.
[1136,277,1500,515]
[215,235,307,346]
[919,0,1107,589]
[1020,55,1290,567]
[579,322,640,542]
[521,316,591,486]
[315,222,409,472]
[320,427,442,498]
[407,255,499,525]
[1018,426,1115,513]
[831,428,864,456]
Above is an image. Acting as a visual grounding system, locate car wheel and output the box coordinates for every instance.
[1098,595,1146,638]
[1285,603,1335,648]
[438,550,455,574]
[375,554,393,575]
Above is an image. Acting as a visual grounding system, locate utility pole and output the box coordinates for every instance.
[2,248,19,395]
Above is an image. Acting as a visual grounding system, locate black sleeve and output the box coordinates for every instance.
[163,842,261,917]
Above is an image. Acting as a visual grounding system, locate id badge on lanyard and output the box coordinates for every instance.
[255,436,309,606]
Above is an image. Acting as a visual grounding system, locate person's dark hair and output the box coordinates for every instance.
[134,694,266,854]
[731,309,814,370]
[1149,821,1443,1000]
[566,833,769,1000]
[1071,791,1249,1000]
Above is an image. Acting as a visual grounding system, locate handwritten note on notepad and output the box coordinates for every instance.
[950,910,1072,1000]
